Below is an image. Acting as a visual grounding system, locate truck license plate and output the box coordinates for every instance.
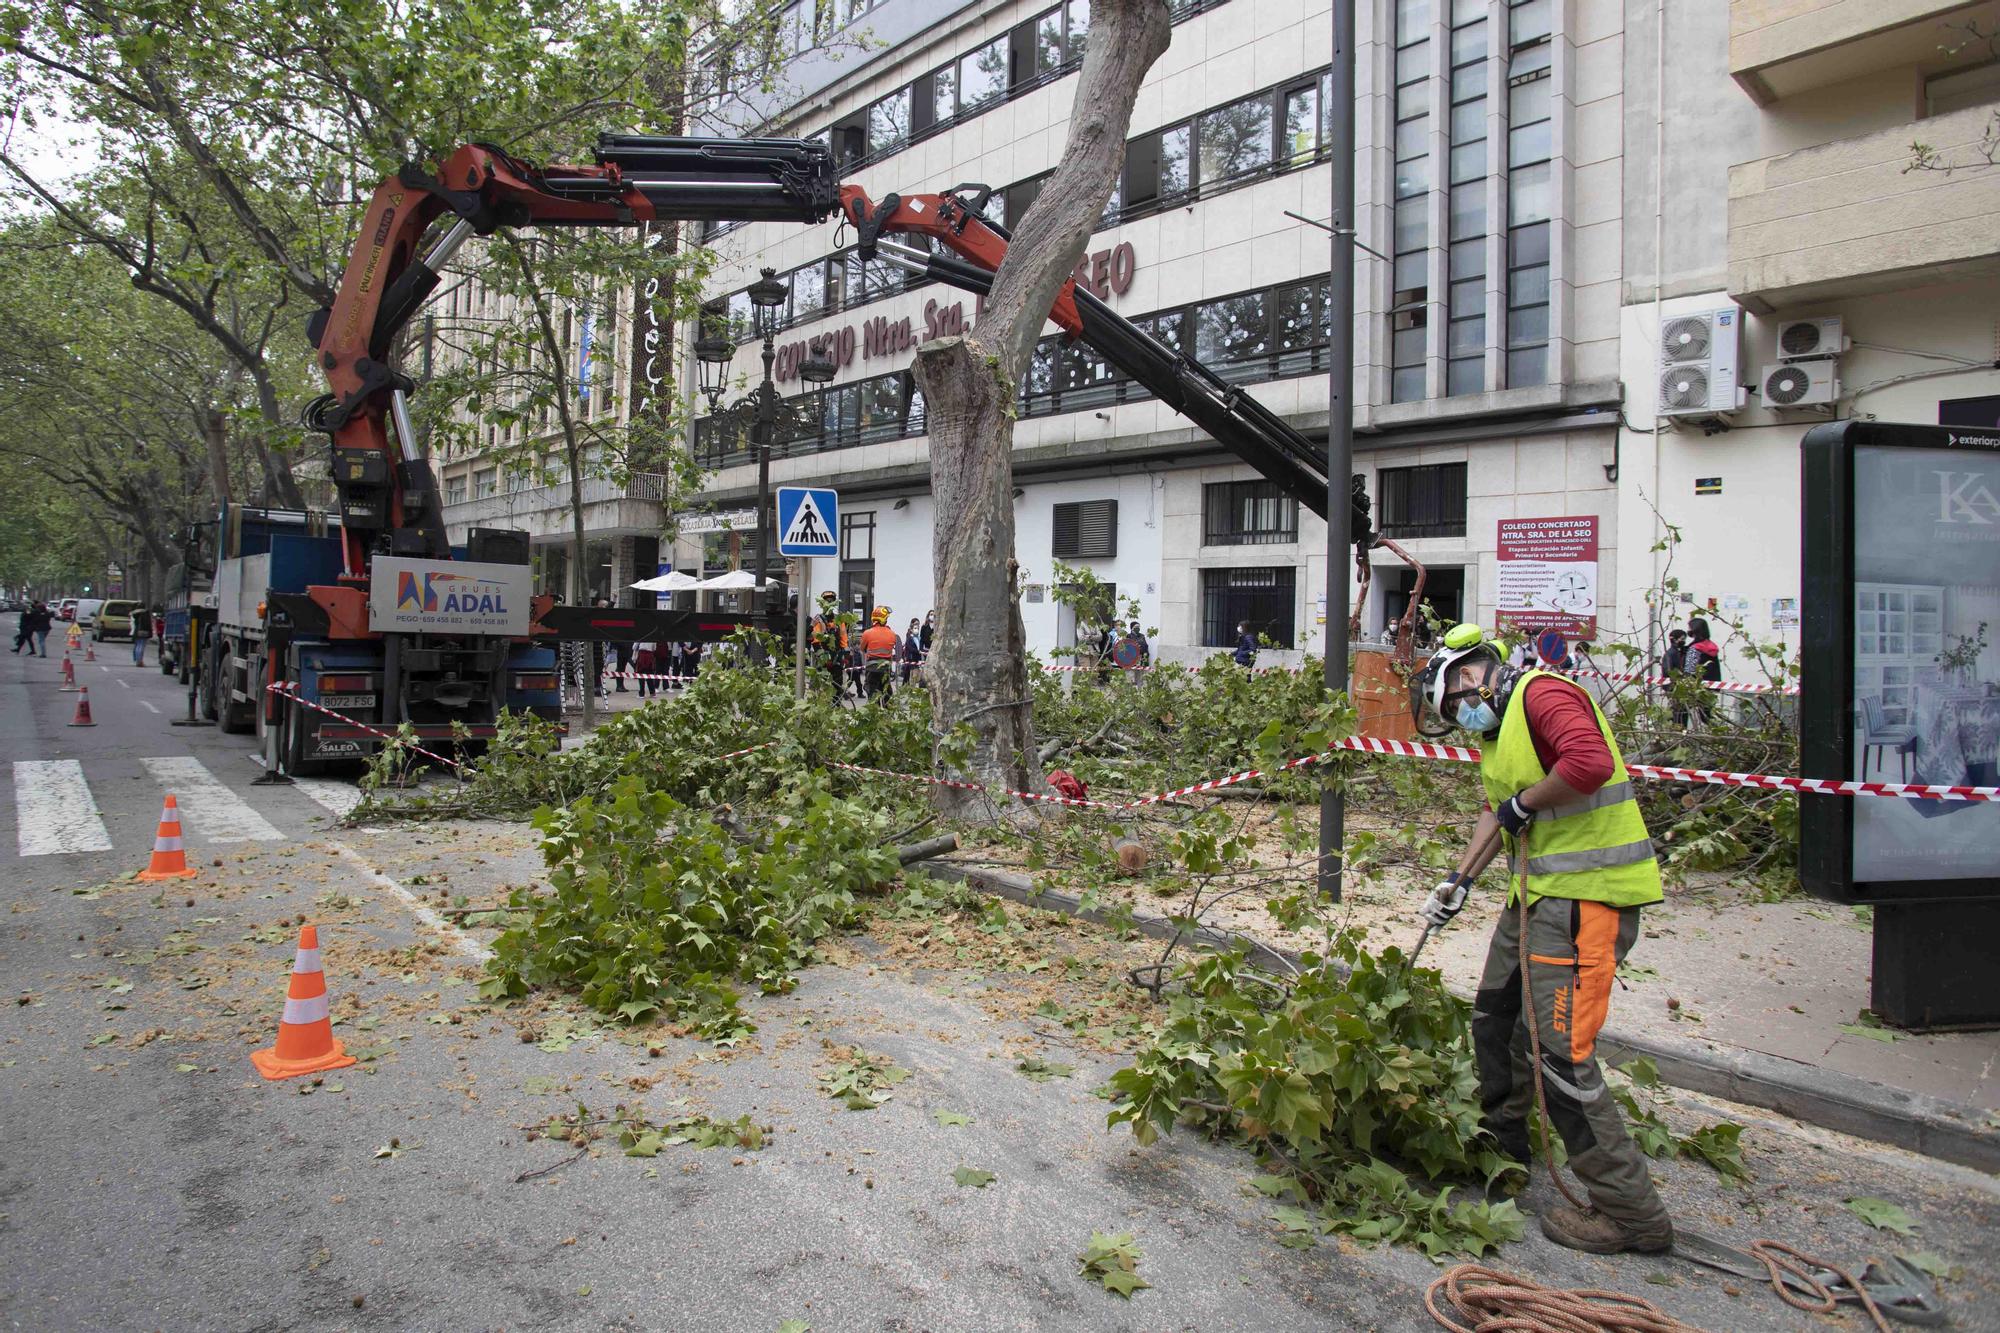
[319,694,377,709]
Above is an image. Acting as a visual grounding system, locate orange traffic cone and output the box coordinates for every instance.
[59,654,78,691]
[251,925,356,1081]
[84,640,96,662]
[68,687,95,726]
[135,794,198,882]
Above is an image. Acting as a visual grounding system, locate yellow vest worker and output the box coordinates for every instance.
[1409,624,1673,1257]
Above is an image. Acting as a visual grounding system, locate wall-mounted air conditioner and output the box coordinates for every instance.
[1759,360,1840,409]
[1657,306,1744,419]
[1775,315,1846,362]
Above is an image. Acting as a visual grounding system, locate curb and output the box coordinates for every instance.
[925,861,1999,1176]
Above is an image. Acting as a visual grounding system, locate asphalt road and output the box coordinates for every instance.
[3,642,1998,1331]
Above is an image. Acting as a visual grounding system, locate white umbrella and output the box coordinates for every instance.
[629,571,703,592]
[695,570,778,590]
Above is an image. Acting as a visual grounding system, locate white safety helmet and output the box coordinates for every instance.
[1408,623,1513,738]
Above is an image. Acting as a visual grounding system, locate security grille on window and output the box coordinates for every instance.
[1052,499,1118,559]
[1201,567,1296,647]
[1203,482,1298,546]
[1377,462,1467,539]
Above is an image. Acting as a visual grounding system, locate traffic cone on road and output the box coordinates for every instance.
[251,925,356,1081]
[135,794,198,882]
[68,687,95,727]
[59,654,78,691]
[84,640,96,662]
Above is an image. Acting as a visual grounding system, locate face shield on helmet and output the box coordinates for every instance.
[1409,623,1510,738]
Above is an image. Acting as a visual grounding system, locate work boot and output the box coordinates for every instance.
[1539,1203,1673,1255]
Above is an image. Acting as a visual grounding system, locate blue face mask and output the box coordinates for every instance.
[1455,699,1499,733]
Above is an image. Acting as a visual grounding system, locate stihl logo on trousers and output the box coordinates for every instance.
[1552,985,1570,1037]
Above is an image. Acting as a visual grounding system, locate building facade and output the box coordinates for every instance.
[425,0,2000,671]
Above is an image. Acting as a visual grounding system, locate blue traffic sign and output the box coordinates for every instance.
[776,486,839,556]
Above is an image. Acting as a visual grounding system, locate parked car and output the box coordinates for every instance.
[55,598,78,621]
[94,600,139,641]
[73,598,106,630]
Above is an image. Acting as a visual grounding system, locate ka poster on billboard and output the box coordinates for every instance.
[1849,445,2000,883]
[1495,515,1599,640]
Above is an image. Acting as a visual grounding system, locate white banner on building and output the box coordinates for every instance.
[368,557,531,635]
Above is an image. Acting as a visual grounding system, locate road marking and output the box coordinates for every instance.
[293,777,364,819]
[331,842,491,961]
[98,664,109,673]
[117,679,129,689]
[140,700,159,714]
[13,761,114,856]
[138,756,285,843]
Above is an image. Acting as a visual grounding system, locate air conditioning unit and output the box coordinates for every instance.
[1775,315,1846,362]
[1657,306,1744,419]
[1759,360,1840,409]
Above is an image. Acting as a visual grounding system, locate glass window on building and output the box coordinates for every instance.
[931,64,958,123]
[1283,79,1321,166]
[791,260,826,321]
[1198,93,1276,189]
[1201,567,1296,648]
[1376,462,1467,538]
[1447,0,1488,397]
[1005,174,1046,230]
[1066,0,1090,60]
[1505,0,1552,387]
[960,38,1008,108]
[1035,8,1065,76]
[1195,289,1271,368]
[868,87,911,156]
[1391,0,1431,402]
[444,473,467,506]
[1204,481,1298,546]
[1275,277,1328,372]
[473,467,497,498]
[841,510,876,562]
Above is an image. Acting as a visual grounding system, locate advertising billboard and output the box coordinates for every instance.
[1495,515,1599,640]
[368,557,531,636]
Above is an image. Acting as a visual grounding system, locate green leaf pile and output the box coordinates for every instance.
[1076,1231,1149,1299]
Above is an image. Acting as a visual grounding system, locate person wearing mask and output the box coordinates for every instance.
[1233,622,1258,669]
[859,606,900,700]
[1409,624,1672,1256]
[130,606,152,666]
[919,610,936,656]
[901,618,925,685]
[1125,620,1151,670]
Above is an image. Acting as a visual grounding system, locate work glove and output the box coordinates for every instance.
[1494,792,1535,836]
[1418,875,1470,930]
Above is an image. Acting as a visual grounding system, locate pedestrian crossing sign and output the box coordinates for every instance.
[776,486,839,556]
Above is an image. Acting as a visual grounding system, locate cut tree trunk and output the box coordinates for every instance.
[913,0,1171,822]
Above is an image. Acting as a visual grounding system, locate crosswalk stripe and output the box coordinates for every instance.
[292,776,363,819]
[13,761,114,856]
[139,756,285,843]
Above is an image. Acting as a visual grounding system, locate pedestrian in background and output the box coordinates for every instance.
[10,603,29,654]
[1685,617,1721,726]
[901,617,924,685]
[633,640,660,698]
[130,606,151,666]
[1233,621,1258,668]
[26,601,51,656]
[920,610,936,656]
[1126,620,1151,669]
[1661,628,1689,726]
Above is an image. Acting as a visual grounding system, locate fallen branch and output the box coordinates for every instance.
[896,833,961,866]
[514,1146,588,1183]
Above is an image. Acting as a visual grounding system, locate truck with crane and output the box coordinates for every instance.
[243,132,1387,772]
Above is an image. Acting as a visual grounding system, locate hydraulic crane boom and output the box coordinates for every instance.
[835,184,1334,519]
[307,135,840,579]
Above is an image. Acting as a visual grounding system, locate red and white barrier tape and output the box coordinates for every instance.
[821,731,1999,809]
[1568,667,1798,696]
[267,683,466,772]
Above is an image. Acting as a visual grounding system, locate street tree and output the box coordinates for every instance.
[909,0,1171,818]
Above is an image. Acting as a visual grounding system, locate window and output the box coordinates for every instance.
[1446,0,1488,396]
[474,468,498,499]
[960,38,1008,108]
[1854,584,1945,728]
[444,473,468,506]
[1201,567,1296,648]
[841,510,876,562]
[1199,94,1276,188]
[1376,462,1467,538]
[1195,290,1271,366]
[1052,499,1118,559]
[1204,481,1298,546]
[1391,0,1432,402]
[1505,0,1553,387]
[1282,80,1322,165]
[1927,61,2000,116]
[868,87,911,156]
[1005,174,1045,230]
[791,261,827,321]
[930,65,958,123]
